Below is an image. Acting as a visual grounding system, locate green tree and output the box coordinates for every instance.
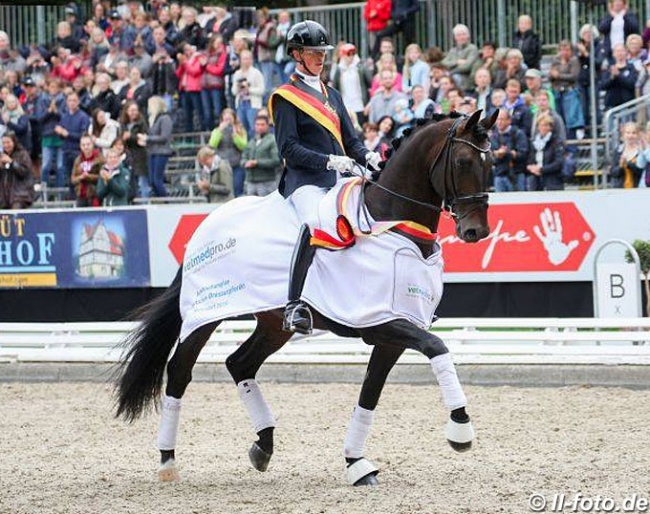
[625,240,650,317]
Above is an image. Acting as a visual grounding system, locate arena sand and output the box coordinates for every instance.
[1,381,649,514]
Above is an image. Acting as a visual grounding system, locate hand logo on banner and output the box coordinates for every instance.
[533,208,579,266]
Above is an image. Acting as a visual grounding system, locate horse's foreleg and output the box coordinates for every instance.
[225,312,291,471]
[157,322,218,481]
[343,344,404,486]
[361,319,474,452]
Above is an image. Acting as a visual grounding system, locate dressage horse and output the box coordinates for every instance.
[114,109,498,486]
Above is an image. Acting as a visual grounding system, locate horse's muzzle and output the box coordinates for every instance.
[459,225,490,243]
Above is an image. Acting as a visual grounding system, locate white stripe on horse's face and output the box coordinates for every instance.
[480,153,486,162]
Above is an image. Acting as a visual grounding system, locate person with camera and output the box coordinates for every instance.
[231,49,265,139]
[268,20,381,335]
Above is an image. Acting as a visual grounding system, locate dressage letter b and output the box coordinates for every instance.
[609,274,625,299]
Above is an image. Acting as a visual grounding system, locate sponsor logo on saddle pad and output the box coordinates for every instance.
[406,284,435,303]
[438,203,595,273]
[184,237,237,273]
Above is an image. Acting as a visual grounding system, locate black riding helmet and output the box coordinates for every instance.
[286,20,334,53]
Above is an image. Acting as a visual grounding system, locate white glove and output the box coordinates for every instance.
[326,154,355,174]
[365,151,382,171]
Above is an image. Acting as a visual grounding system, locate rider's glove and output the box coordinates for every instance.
[326,154,355,175]
[365,151,382,172]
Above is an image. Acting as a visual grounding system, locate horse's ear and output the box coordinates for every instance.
[463,110,482,133]
[480,109,499,131]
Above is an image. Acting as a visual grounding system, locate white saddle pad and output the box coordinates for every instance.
[178,180,444,342]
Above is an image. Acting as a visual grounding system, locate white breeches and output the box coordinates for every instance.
[289,185,329,229]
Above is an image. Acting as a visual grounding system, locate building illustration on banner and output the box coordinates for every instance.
[76,219,125,279]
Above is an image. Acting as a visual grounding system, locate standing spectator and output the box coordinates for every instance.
[91,3,110,33]
[440,24,479,92]
[504,78,532,137]
[226,30,250,109]
[598,0,639,59]
[89,108,120,156]
[549,40,584,138]
[88,27,111,69]
[56,92,91,191]
[97,147,130,206]
[231,50,265,138]
[402,43,429,93]
[35,78,66,187]
[209,107,248,197]
[470,41,499,83]
[70,134,103,207]
[490,109,529,192]
[602,42,638,110]
[371,0,420,59]
[332,44,372,126]
[21,76,42,171]
[24,46,51,85]
[0,131,34,209]
[151,34,178,112]
[368,69,408,123]
[118,66,152,116]
[494,49,527,90]
[209,6,238,44]
[129,42,153,80]
[1,94,31,153]
[275,10,294,83]
[254,7,282,99]
[523,68,555,114]
[611,122,646,188]
[369,53,403,96]
[577,24,605,130]
[202,33,228,130]
[195,146,233,203]
[52,21,80,54]
[470,68,494,114]
[241,114,280,196]
[527,114,564,191]
[149,25,176,59]
[120,100,149,198]
[531,90,567,143]
[72,76,93,115]
[51,46,83,85]
[92,73,122,121]
[512,15,542,70]
[139,96,173,198]
[157,6,180,49]
[177,7,205,50]
[364,0,392,59]
[626,33,646,73]
[175,43,208,132]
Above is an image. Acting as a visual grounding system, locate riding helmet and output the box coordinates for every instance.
[286,20,334,52]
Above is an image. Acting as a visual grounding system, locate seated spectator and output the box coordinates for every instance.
[89,108,120,155]
[0,131,34,210]
[157,6,180,49]
[1,94,32,152]
[24,46,51,84]
[494,49,527,89]
[490,109,529,192]
[490,88,507,113]
[209,108,248,197]
[241,114,279,197]
[549,40,584,138]
[369,53,403,97]
[411,84,435,119]
[92,72,122,121]
[332,43,372,126]
[4,70,23,99]
[368,69,408,123]
[0,31,27,74]
[470,41,500,83]
[531,90,567,143]
[195,146,233,203]
[512,15,542,70]
[120,100,149,199]
[363,122,383,152]
[503,78,532,137]
[432,73,453,106]
[97,46,128,82]
[118,67,152,117]
[428,62,448,100]
[377,114,396,149]
[71,134,103,207]
[523,68,555,114]
[72,76,93,115]
[97,147,130,206]
[139,96,173,198]
[611,121,646,188]
[440,24,479,92]
[527,114,564,191]
[626,33,646,73]
[598,0,639,59]
[393,98,414,135]
[402,43,429,93]
[602,43,638,110]
[470,68,494,114]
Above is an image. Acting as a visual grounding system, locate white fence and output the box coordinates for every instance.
[1,318,649,366]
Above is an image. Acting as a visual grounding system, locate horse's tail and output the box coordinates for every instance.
[114,268,183,422]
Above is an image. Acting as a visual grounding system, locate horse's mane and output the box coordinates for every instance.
[377,111,480,174]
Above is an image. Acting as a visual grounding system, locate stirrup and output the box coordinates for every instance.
[282,301,313,335]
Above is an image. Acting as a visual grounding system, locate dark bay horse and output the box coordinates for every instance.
[114,109,498,486]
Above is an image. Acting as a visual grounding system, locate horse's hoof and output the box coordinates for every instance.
[346,458,379,486]
[158,459,181,482]
[445,418,474,453]
[248,442,272,472]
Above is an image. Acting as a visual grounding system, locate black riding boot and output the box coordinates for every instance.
[283,224,316,335]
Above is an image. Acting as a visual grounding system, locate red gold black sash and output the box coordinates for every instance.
[269,83,344,150]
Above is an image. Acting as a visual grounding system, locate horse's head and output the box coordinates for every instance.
[435,109,498,243]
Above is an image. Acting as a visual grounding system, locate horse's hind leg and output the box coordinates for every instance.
[157,321,219,481]
[342,344,404,486]
[361,319,474,452]
[225,312,292,472]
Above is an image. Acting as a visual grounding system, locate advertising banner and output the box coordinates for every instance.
[0,209,150,288]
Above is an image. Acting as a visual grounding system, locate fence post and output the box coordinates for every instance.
[36,5,46,44]
[427,0,437,48]
[570,1,579,45]
[497,0,506,49]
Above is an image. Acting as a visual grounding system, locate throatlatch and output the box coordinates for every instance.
[283,224,317,334]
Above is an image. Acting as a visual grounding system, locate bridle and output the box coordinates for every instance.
[356,115,491,217]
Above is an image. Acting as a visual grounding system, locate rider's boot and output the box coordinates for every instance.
[283,224,316,335]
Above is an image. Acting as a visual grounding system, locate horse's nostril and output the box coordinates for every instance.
[463,229,477,241]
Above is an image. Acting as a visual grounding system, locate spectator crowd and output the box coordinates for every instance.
[0,0,648,211]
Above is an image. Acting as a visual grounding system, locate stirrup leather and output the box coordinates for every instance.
[282,301,313,335]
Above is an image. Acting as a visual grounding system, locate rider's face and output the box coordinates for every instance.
[300,49,326,75]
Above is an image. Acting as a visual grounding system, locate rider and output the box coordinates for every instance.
[269,20,382,335]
